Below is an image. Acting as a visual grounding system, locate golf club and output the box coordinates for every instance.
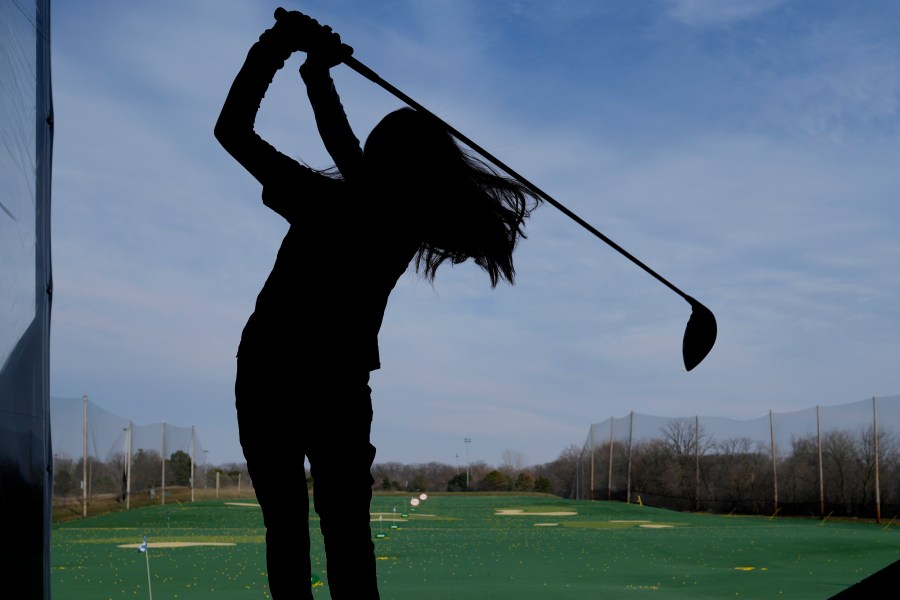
[274,7,717,371]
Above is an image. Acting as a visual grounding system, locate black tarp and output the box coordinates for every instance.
[0,0,53,598]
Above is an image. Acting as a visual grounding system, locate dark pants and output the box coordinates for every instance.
[236,355,380,599]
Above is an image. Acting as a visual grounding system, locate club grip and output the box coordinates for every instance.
[272,7,354,58]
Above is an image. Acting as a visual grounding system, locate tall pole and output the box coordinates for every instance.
[769,410,778,514]
[121,426,128,510]
[190,426,195,502]
[626,412,634,504]
[817,406,824,519]
[82,395,88,518]
[589,426,594,501]
[873,397,881,524]
[574,458,580,499]
[122,427,128,500]
[126,421,133,510]
[464,438,471,491]
[607,418,615,501]
[161,421,167,505]
[695,415,701,512]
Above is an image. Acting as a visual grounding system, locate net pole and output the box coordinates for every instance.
[695,415,700,512]
[817,406,824,519]
[82,395,88,517]
[607,418,615,501]
[126,421,133,510]
[769,410,778,515]
[576,439,581,499]
[161,421,167,505]
[589,426,594,501]
[190,426,195,502]
[873,397,881,524]
[626,412,634,504]
[573,456,579,499]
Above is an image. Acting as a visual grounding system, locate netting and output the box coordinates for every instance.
[49,395,219,508]
[0,0,53,596]
[577,395,900,519]
[50,396,203,462]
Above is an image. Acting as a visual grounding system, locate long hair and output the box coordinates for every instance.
[363,108,541,287]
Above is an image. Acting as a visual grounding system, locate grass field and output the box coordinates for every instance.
[51,493,899,599]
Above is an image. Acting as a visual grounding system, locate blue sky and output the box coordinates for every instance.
[49,0,900,467]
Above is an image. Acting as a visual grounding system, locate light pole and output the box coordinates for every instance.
[464,438,471,491]
[123,423,132,510]
[122,428,128,504]
[202,450,209,490]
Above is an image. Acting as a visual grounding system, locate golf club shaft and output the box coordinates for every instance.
[272,7,691,303]
[343,56,692,304]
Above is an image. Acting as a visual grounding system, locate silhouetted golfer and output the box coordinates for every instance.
[215,9,540,599]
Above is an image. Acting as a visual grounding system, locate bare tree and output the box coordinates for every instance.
[658,419,714,508]
[822,430,857,513]
[130,449,162,494]
[660,418,714,460]
[537,444,580,498]
[500,449,527,481]
[858,425,899,505]
[709,437,770,512]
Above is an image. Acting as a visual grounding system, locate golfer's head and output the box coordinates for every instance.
[362,107,465,197]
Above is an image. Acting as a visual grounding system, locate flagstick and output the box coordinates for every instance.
[145,550,153,600]
[141,538,153,600]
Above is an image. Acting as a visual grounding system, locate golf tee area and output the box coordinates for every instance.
[52,493,899,599]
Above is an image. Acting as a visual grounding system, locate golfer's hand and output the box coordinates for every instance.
[272,8,351,66]
[268,8,322,52]
[305,26,352,69]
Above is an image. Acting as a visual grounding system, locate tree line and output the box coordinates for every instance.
[53,420,898,521]
[53,450,250,500]
[52,446,582,503]
[584,419,900,519]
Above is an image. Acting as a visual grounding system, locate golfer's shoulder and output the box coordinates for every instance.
[262,160,346,218]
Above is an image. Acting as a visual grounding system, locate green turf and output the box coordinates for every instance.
[52,495,899,599]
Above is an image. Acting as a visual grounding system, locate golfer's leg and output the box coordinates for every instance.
[249,451,313,599]
[236,357,313,599]
[309,379,379,599]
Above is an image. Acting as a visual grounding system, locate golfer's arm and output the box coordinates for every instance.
[300,61,364,181]
[215,39,298,186]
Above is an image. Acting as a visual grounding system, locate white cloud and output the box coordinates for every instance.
[46,0,900,466]
[664,0,787,27]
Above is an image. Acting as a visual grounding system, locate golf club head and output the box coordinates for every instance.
[682,298,717,371]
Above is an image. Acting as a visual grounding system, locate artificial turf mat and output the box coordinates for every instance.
[51,494,899,599]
